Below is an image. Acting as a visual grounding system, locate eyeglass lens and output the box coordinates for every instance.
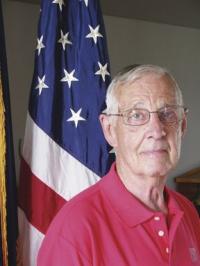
[125,106,183,126]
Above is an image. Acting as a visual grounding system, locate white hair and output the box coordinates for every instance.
[105,64,183,114]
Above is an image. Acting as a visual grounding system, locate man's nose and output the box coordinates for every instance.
[146,112,166,139]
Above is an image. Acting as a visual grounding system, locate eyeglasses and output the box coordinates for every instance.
[103,105,188,126]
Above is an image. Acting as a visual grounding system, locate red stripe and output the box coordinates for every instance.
[18,158,67,234]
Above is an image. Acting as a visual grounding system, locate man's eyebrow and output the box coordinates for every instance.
[133,102,145,107]
[120,101,145,112]
[129,102,146,109]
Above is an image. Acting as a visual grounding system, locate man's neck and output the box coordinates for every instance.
[116,163,168,214]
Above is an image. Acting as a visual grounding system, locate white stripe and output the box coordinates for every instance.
[18,207,44,266]
[22,113,100,200]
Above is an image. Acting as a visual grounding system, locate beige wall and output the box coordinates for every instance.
[3,0,200,188]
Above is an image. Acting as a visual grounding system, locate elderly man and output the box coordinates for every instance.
[38,65,200,265]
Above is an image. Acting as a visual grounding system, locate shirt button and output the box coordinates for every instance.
[158,230,165,237]
[166,247,169,254]
[154,216,160,221]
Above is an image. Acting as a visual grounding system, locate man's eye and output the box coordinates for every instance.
[132,113,142,119]
[129,111,145,120]
[160,109,177,121]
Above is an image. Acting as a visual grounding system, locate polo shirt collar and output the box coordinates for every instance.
[100,163,183,227]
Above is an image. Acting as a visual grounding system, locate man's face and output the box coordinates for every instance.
[105,73,186,178]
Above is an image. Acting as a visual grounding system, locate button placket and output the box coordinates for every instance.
[153,214,170,258]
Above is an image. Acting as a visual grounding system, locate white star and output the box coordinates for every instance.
[79,0,88,6]
[35,75,49,95]
[61,69,79,88]
[52,0,64,11]
[109,148,115,154]
[67,108,86,128]
[95,62,110,81]
[86,25,103,44]
[36,35,45,55]
[83,0,88,6]
[58,30,72,50]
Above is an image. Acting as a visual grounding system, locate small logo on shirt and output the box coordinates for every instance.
[189,247,198,263]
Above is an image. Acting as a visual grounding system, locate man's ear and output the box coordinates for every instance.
[181,115,187,137]
[99,114,117,147]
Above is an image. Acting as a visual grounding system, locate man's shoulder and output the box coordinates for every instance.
[167,187,198,216]
[60,180,102,214]
[47,177,107,236]
[39,177,110,262]
[168,187,192,205]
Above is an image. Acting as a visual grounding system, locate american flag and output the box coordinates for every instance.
[18,0,113,265]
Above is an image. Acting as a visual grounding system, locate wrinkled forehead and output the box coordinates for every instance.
[116,73,178,110]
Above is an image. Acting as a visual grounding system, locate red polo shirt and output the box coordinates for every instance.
[38,164,200,265]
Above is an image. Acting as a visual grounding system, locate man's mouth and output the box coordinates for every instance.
[141,149,168,156]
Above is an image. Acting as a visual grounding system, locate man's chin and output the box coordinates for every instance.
[143,164,172,178]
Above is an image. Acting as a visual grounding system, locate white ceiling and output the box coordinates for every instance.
[11,0,200,29]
